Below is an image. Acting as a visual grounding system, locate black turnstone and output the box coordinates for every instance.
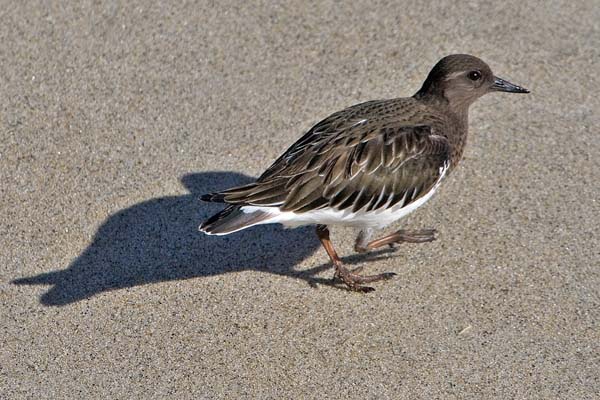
[200,54,529,292]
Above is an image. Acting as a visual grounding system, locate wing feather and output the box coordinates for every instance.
[208,99,451,216]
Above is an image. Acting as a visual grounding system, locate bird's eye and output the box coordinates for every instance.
[468,71,482,81]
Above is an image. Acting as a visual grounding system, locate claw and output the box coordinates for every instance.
[355,285,376,293]
[380,272,397,280]
[335,265,397,292]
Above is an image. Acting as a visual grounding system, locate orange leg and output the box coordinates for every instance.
[354,228,437,253]
[316,225,395,292]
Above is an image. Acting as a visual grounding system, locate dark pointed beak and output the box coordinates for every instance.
[492,76,529,93]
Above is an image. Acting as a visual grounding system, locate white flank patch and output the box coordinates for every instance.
[240,163,449,229]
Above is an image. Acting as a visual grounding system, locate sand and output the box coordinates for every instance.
[2,1,599,398]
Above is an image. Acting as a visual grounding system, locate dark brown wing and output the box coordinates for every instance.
[256,99,383,182]
[212,101,450,214]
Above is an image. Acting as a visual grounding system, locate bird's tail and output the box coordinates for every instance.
[199,204,272,235]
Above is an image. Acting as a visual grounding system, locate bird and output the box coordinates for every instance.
[199,54,529,292]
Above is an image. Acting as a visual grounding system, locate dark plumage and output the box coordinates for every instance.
[200,54,529,292]
[209,103,450,213]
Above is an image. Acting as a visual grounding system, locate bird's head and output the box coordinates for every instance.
[415,54,529,109]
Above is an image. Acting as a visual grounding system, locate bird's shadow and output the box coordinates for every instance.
[13,171,394,306]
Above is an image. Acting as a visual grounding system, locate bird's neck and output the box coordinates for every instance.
[414,92,470,169]
[446,108,469,170]
[414,88,472,118]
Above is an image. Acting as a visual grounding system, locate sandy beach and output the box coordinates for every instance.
[2,1,599,398]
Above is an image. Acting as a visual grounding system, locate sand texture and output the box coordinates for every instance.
[2,1,599,398]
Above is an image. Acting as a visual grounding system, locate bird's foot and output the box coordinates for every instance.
[333,263,396,293]
[360,228,437,252]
